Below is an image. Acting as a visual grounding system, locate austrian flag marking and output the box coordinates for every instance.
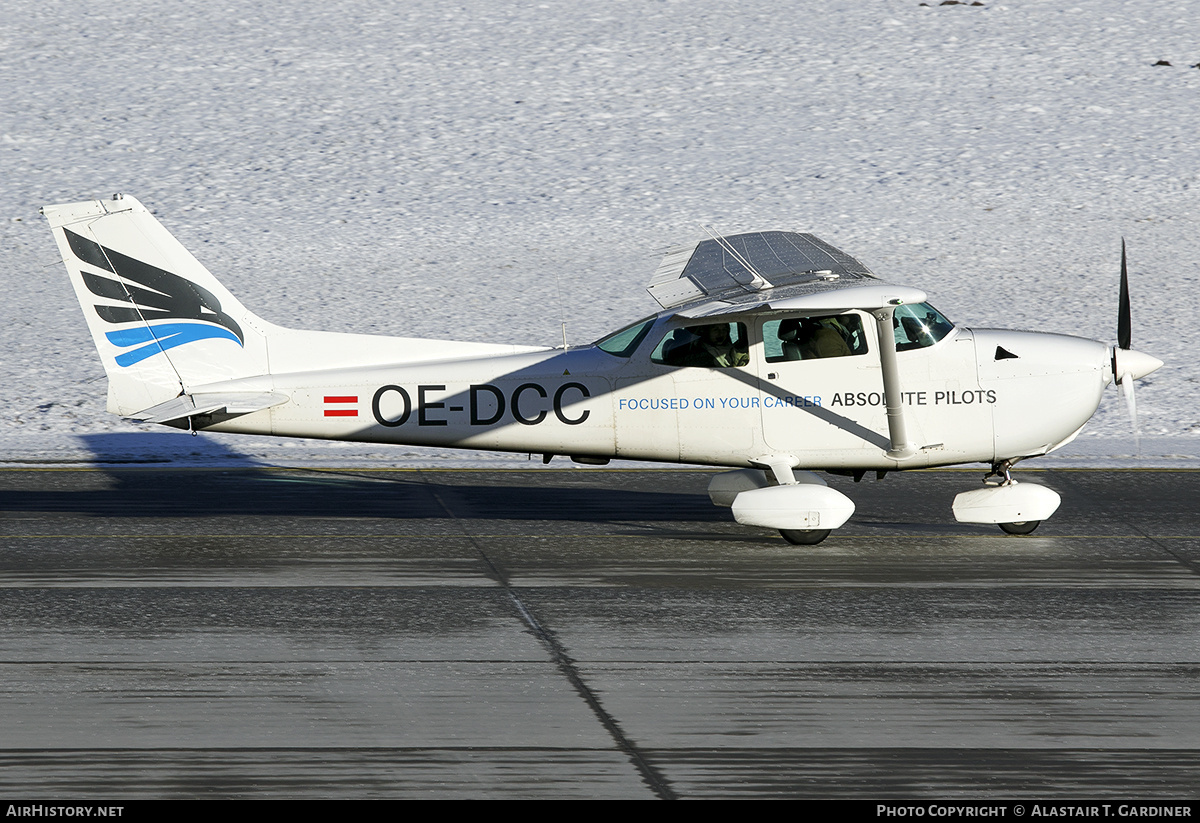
[323,396,358,417]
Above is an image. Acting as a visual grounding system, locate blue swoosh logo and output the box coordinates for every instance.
[105,323,243,367]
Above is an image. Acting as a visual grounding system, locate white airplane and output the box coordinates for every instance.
[44,194,1162,544]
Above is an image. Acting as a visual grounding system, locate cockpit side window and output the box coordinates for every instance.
[893,303,955,351]
[651,322,749,368]
[764,314,868,363]
[595,316,656,358]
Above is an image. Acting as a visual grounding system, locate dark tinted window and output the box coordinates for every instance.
[651,322,749,369]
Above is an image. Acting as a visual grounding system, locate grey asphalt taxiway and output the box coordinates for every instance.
[1,466,1199,799]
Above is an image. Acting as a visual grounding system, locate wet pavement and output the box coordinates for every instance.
[1,466,1198,798]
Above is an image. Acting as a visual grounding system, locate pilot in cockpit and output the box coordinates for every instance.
[778,318,852,360]
[684,323,748,368]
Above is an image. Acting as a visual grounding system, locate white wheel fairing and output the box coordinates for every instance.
[952,482,1061,526]
[731,484,855,531]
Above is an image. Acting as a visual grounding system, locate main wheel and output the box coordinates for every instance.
[780,528,832,545]
[999,520,1040,535]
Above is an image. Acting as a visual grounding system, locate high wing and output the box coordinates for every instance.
[674,283,928,319]
[647,230,924,319]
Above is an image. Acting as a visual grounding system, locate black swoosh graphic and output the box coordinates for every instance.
[66,228,244,344]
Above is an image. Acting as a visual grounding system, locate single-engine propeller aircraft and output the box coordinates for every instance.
[44,194,1163,543]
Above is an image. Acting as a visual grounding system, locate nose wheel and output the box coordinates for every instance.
[952,459,1061,535]
[985,462,1041,535]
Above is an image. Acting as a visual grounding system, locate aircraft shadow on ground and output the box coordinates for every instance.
[74,432,267,467]
[7,434,1173,533]
[0,433,726,524]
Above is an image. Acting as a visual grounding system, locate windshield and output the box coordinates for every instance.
[594,316,656,358]
[893,303,955,351]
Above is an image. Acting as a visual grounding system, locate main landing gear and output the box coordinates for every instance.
[708,467,854,546]
[779,528,833,546]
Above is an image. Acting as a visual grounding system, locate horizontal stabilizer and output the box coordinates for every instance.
[129,391,289,424]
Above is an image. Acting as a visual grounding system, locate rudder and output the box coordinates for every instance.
[44,194,273,416]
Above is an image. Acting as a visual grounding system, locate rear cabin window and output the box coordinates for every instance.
[651,322,749,368]
[764,315,868,363]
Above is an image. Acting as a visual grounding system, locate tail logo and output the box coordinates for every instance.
[65,229,244,367]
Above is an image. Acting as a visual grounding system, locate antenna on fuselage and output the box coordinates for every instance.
[703,225,770,292]
[553,267,569,350]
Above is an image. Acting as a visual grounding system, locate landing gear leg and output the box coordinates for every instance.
[984,459,1015,486]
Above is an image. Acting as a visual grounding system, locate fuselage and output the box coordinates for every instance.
[197,308,1114,471]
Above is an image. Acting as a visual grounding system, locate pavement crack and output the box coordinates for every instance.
[417,470,676,800]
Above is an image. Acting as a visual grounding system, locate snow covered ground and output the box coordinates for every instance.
[3,0,1198,467]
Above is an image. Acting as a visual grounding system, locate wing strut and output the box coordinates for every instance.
[872,307,917,460]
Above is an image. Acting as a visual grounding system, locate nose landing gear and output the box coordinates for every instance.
[953,460,1060,535]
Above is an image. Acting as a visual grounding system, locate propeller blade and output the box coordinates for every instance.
[1118,239,1131,350]
[1119,370,1141,456]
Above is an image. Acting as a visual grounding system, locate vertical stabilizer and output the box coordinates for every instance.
[44,195,273,416]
